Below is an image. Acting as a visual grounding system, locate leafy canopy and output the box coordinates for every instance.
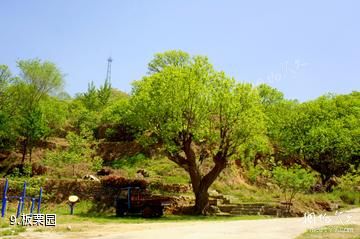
[130,52,266,158]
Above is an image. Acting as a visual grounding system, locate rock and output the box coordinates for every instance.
[83,175,100,182]
[206,205,221,215]
[209,190,220,196]
[67,225,72,231]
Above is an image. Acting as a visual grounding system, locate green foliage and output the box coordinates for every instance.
[19,107,49,144]
[272,165,316,204]
[336,167,360,192]
[0,226,26,236]
[338,192,359,205]
[129,50,268,213]
[112,153,147,168]
[334,167,360,205]
[23,163,32,177]
[39,96,69,135]
[79,80,112,112]
[17,59,63,96]
[0,65,18,149]
[9,167,21,178]
[130,52,266,156]
[1,59,66,162]
[246,164,272,184]
[44,130,103,176]
[112,154,189,184]
[71,80,128,134]
[101,97,129,124]
[147,50,190,74]
[279,93,360,182]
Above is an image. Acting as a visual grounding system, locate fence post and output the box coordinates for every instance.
[1,179,9,217]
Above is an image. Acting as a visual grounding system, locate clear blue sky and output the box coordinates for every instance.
[1,0,359,101]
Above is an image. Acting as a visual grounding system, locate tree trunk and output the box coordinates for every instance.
[21,138,28,165]
[29,145,32,163]
[192,153,227,215]
[167,134,229,215]
[194,187,209,215]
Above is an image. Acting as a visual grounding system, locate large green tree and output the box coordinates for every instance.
[129,51,266,214]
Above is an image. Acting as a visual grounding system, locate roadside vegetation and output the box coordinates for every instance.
[296,224,360,239]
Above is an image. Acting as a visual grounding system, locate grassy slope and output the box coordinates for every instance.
[2,139,359,214]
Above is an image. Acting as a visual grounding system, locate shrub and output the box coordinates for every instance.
[112,153,147,169]
[335,167,360,205]
[336,167,360,192]
[272,164,317,210]
[339,192,358,205]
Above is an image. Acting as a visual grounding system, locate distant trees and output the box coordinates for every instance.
[1,52,359,198]
[130,50,266,214]
[279,93,360,185]
[256,83,360,188]
[70,78,129,135]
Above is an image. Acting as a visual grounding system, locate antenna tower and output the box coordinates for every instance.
[106,57,113,84]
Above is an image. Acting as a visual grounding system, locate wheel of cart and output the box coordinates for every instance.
[142,206,154,218]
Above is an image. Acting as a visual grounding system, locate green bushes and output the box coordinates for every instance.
[272,165,317,208]
[112,153,147,168]
[334,168,360,205]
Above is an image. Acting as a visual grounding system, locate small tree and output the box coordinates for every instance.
[272,165,316,212]
[44,130,102,177]
[15,59,64,163]
[19,107,49,162]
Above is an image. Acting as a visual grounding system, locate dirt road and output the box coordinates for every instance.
[19,208,360,239]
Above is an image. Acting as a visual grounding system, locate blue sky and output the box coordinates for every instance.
[1,0,359,101]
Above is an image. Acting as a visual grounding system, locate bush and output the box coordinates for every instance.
[112,153,147,169]
[335,167,360,205]
[247,165,262,183]
[335,167,360,192]
[272,164,317,210]
[339,192,358,205]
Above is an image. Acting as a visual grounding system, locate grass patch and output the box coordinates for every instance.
[0,218,10,228]
[112,154,189,184]
[0,226,26,237]
[296,224,360,239]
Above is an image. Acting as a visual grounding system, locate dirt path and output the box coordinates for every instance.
[18,208,360,239]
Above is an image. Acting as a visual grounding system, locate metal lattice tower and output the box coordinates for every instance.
[106,57,113,84]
